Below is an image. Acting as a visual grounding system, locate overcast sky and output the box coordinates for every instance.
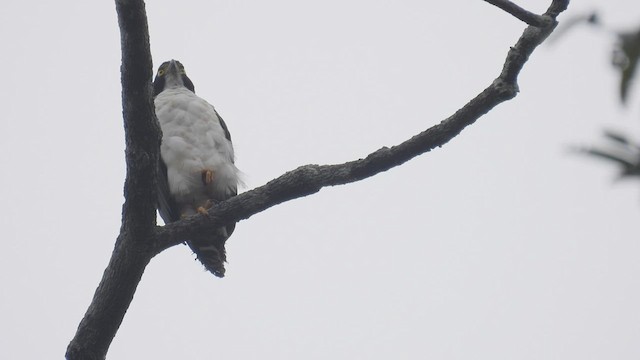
[2,0,640,359]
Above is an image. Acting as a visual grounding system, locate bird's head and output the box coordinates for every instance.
[153,59,195,97]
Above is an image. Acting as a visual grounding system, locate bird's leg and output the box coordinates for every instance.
[196,199,215,215]
[201,169,215,186]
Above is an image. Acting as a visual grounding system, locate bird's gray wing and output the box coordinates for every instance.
[212,109,237,237]
[157,157,180,223]
[215,109,232,143]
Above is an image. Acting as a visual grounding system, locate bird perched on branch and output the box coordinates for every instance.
[153,59,240,277]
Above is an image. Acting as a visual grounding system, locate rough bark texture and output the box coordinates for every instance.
[155,0,570,253]
[67,0,570,359]
[65,0,158,359]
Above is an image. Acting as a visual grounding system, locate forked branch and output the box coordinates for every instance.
[155,0,569,252]
[66,1,570,359]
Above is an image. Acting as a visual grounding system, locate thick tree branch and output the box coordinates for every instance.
[66,0,158,359]
[68,0,570,358]
[155,0,570,253]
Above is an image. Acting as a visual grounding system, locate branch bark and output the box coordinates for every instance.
[67,0,570,358]
[66,0,158,359]
[155,0,569,253]
[484,0,547,26]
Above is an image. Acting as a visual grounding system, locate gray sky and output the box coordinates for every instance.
[1,0,640,359]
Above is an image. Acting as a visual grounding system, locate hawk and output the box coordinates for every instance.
[153,59,240,277]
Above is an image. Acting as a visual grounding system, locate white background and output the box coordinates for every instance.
[1,0,639,359]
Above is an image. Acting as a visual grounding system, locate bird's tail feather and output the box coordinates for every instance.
[187,226,231,278]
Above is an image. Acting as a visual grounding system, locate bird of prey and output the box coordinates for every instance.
[153,59,240,277]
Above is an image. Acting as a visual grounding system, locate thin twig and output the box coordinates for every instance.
[484,0,546,27]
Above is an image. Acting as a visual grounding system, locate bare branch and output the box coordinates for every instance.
[484,0,547,27]
[155,1,568,252]
[67,0,570,358]
[544,0,570,19]
[66,0,158,359]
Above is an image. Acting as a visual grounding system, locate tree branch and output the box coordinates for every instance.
[66,0,158,359]
[484,0,547,27]
[155,0,569,253]
[67,0,570,358]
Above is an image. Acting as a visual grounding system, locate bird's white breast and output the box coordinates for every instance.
[155,87,239,203]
